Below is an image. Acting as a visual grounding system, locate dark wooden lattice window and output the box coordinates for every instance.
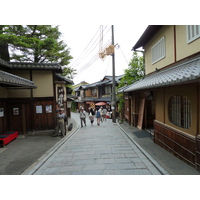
[168,95,191,129]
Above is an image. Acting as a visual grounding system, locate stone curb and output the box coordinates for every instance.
[117,123,169,175]
[21,118,79,175]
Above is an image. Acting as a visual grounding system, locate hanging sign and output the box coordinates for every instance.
[58,87,64,108]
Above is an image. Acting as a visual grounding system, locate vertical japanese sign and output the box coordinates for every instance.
[58,87,64,108]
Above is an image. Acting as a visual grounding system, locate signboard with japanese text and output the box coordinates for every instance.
[58,87,64,108]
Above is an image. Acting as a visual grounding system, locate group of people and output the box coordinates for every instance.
[79,106,111,127]
[52,106,111,138]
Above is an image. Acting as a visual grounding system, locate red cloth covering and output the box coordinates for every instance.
[0,131,18,147]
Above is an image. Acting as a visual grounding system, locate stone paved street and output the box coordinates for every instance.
[24,113,165,175]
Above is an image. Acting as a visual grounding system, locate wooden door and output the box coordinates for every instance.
[8,103,29,134]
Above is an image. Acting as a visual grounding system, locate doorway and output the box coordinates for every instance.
[144,91,155,129]
[8,102,29,134]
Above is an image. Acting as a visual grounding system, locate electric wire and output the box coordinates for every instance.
[75,38,112,75]
[74,36,110,70]
[73,28,112,75]
[72,26,110,71]
[70,26,101,68]
[119,45,129,65]
[70,26,111,71]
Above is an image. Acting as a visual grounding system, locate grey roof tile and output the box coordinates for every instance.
[0,70,36,88]
[9,62,62,72]
[0,58,11,68]
[125,57,200,92]
[55,73,74,84]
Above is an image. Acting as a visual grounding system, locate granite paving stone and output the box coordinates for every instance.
[23,113,164,175]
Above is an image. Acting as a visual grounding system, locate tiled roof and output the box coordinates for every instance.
[77,75,123,90]
[124,57,200,92]
[55,73,74,84]
[132,25,163,51]
[0,70,36,88]
[117,85,131,93]
[84,97,112,102]
[0,58,11,68]
[9,62,62,72]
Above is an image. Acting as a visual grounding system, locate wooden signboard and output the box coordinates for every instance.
[58,87,64,108]
[137,98,145,130]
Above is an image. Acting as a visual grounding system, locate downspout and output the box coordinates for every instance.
[174,25,177,62]
[53,72,57,128]
[30,69,34,133]
[197,81,200,136]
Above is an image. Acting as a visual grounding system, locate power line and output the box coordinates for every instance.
[118,44,129,65]
[70,26,101,69]
[72,26,112,75]
[70,26,111,70]
[73,37,110,70]
[75,38,112,75]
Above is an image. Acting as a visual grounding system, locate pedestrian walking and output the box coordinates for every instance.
[53,108,66,138]
[99,106,103,123]
[88,107,95,125]
[96,108,101,126]
[79,107,86,127]
[102,107,107,121]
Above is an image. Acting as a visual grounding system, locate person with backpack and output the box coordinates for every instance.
[96,107,101,126]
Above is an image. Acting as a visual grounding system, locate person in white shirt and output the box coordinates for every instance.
[102,108,107,121]
[53,108,66,138]
[79,107,86,127]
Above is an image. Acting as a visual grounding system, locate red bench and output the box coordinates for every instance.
[0,131,18,147]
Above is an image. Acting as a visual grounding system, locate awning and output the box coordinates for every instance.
[124,57,200,92]
[0,70,36,88]
[95,102,107,106]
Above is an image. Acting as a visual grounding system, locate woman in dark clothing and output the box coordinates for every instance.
[88,107,95,125]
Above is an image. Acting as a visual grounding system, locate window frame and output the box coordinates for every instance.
[168,95,191,129]
[151,36,166,64]
[186,25,200,43]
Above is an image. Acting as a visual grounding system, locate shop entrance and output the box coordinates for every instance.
[137,91,155,130]
[8,102,29,134]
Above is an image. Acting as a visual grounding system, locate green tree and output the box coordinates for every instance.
[62,66,77,79]
[118,51,144,88]
[117,51,144,121]
[0,25,74,77]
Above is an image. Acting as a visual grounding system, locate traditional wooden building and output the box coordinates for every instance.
[74,75,123,111]
[123,25,200,169]
[0,59,73,135]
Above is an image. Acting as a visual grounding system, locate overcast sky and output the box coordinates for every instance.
[3,0,199,85]
[59,24,148,84]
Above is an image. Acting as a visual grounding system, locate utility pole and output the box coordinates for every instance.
[111,25,116,123]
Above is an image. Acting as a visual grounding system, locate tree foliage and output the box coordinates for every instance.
[0,25,75,78]
[118,51,144,88]
[62,66,77,79]
[117,51,145,119]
